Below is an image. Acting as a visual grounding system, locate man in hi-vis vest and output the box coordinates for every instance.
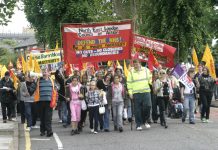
[127,60,152,131]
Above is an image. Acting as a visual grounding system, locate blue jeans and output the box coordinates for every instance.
[103,104,110,130]
[24,102,32,127]
[127,99,132,119]
[182,94,195,122]
[133,92,151,128]
[61,101,68,124]
[112,101,124,128]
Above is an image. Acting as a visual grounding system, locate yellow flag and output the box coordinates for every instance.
[28,54,34,71]
[192,47,199,67]
[116,60,121,66]
[124,60,129,78]
[34,58,41,73]
[202,44,216,78]
[1,65,8,78]
[107,61,113,67]
[16,59,22,69]
[10,71,18,89]
[21,55,27,73]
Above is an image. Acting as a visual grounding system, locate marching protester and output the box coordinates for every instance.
[20,72,37,131]
[197,67,217,123]
[127,60,152,131]
[97,73,111,132]
[194,64,204,113]
[87,81,103,134]
[0,71,16,123]
[17,73,26,124]
[67,75,83,135]
[78,74,89,132]
[108,74,127,132]
[180,68,196,124]
[34,68,56,137]
[151,70,159,123]
[154,69,173,128]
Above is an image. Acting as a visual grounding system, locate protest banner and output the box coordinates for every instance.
[133,34,176,67]
[26,50,62,72]
[62,20,133,64]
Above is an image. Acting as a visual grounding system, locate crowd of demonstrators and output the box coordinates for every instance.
[1,59,218,138]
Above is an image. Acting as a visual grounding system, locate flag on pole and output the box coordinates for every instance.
[1,65,8,78]
[124,60,129,78]
[28,54,34,71]
[107,61,113,67]
[116,60,121,67]
[147,50,160,71]
[9,70,18,89]
[34,58,41,73]
[21,55,27,73]
[202,44,216,78]
[16,58,22,69]
[192,47,199,67]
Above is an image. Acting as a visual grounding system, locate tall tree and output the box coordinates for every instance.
[0,0,16,25]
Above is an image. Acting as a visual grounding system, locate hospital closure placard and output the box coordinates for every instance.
[62,20,132,64]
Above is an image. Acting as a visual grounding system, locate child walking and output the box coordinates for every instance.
[68,76,83,135]
[87,81,103,134]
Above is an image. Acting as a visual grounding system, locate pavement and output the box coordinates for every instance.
[0,105,18,150]
[211,99,218,107]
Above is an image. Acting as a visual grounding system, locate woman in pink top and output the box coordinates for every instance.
[68,76,83,135]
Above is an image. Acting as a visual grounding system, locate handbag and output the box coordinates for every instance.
[81,100,87,110]
[99,104,105,114]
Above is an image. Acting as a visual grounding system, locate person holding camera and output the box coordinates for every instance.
[154,69,173,128]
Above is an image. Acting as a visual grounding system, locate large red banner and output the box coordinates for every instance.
[133,34,176,67]
[62,20,133,64]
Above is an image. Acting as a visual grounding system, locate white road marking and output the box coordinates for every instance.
[53,132,64,150]
[31,138,51,141]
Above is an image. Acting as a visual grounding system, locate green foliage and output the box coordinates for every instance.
[23,0,217,62]
[0,39,18,65]
[0,0,16,25]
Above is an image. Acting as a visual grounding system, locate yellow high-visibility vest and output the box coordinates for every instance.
[127,67,152,95]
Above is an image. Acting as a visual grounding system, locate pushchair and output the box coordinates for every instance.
[168,87,183,119]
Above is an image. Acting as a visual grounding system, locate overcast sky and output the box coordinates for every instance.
[0,2,29,33]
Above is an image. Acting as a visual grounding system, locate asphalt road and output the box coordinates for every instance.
[18,108,218,150]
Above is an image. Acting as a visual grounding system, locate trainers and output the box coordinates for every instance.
[136,126,142,131]
[206,119,209,123]
[94,131,98,134]
[3,120,7,123]
[189,121,195,124]
[145,123,151,129]
[202,118,206,123]
[25,127,31,132]
[119,127,123,132]
[32,125,39,129]
[58,120,62,123]
[11,118,17,121]
[90,129,94,133]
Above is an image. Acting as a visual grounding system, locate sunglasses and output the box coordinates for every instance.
[160,72,166,74]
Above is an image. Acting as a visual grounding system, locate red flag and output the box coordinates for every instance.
[148,50,160,71]
[65,60,72,76]
[93,62,99,70]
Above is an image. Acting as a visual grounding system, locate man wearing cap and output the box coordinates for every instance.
[127,60,152,130]
[0,71,16,123]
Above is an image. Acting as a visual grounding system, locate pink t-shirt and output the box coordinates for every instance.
[69,83,81,101]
